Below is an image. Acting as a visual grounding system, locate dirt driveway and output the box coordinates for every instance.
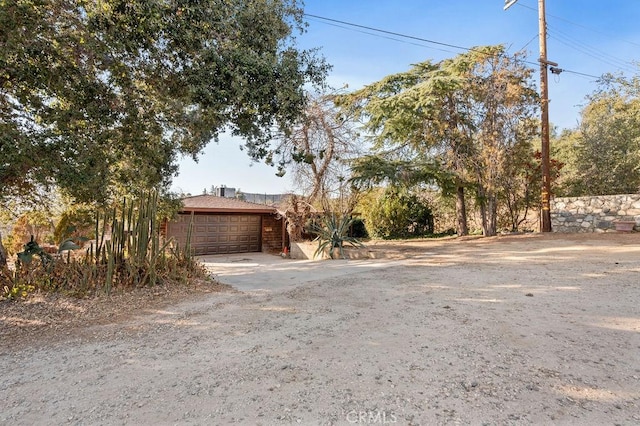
[2,233,640,425]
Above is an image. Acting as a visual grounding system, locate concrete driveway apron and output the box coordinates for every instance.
[198,252,400,292]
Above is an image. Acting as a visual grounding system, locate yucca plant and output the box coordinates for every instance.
[307,213,364,259]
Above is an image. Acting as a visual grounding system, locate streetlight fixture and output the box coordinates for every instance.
[505,0,554,232]
[503,0,519,10]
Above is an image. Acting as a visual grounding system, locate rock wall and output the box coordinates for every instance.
[551,194,640,233]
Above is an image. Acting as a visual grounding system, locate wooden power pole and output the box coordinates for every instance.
[505,0,554,232]
[538,0,552,232]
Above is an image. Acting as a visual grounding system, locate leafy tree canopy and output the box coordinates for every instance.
[1,0,328,206]
[349,154,455,194]
[554,72,640,196]
[338,46,539,236]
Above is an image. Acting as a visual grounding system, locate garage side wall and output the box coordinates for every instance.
[261,214,284,254]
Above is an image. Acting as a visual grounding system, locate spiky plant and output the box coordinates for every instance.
[307,213,364,259]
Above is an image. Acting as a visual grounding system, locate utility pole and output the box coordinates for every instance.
[538,0,552,232]
[505,0,554,232]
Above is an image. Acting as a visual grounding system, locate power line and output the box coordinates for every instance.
[303,16,459,56]
[304,13,476,55]
[511,2,639,81]
[303,13,602,80]
[547,27,636,74]
[515,1,640,49]
[519,33,539,52]
[304,13,536,65]
[562,69,602,80]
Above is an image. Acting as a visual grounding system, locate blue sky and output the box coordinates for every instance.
[171,0,640,196]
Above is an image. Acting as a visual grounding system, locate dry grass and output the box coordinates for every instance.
[0,278,233,351]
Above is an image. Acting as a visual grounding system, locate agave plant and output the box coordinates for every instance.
[16,236,53,268]
[307,213,364,259]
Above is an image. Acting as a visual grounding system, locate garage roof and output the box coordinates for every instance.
[180,195,278,214]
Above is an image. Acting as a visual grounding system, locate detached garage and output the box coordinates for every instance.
[165,195,286,255]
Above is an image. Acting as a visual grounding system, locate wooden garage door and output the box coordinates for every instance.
[167,214,261,255]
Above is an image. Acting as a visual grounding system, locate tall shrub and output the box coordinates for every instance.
[361,188,434,239]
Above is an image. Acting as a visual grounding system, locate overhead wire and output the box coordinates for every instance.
[304,13,480,56]
[303,13,602,80]
[519,33,539,52]
[303,16,459,56]
[547,27,636,74]
[561,69,603,80]
[514,0,638,77]
[514,1,640,49]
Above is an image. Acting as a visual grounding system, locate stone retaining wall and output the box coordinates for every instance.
[551,194,640,233]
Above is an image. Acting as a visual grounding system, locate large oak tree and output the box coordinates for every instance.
[1,0,328,206]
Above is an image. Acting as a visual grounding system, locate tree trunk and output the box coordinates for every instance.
[0,233,7,267]
[479,190,498,237]
[486,194,498,236]
[455,186,468,236]
[479,196,488,236]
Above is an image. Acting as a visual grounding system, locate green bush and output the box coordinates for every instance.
[362,187,434,239]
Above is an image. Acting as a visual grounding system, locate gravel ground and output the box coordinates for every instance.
[1,233,640,425]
